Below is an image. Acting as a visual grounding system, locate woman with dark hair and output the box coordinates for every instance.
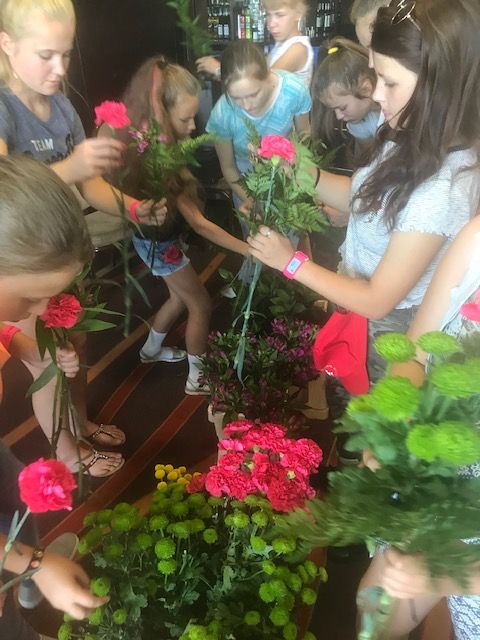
[248,0,480,384]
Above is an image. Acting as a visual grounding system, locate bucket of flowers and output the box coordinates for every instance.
[66,421,325,640]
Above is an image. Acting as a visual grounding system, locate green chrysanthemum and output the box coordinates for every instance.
[187,493,207,508]
[110,515,133,533]
[155,537,176,559]
[198,504,213,519]
[114,502,134,515]
[269,606,290,627]
[259,582,276,603]
[283,621,298,640]
[232,511,250,529]
[189,518,205,533]
[278,592,296,611]
[244,610,261,626]
[430,363,480,398]
[203,528,218,544]
[96,509,113,525]
[371,376,420,421]
[83,634,97,640]
[417,331,462,357]
[57,622,72,640]
[297,565,309,583]
[374,333,416,363]
[104,543,123,560]
[168,521,190,539]
[406,424,437,461]
[224,514,235,527]
[77,538,90,555]
[286,573,302,593]
[157,558,177,575]
[303,560,318,578]
[83,513,96,527]
[84,527,104,547]
[149,514,169,530]
[435,421,480,465]
[304,633,317,640]
[245,495,260,507]
[88,607,103,626]
[269,578,288,599]
[274,566,291,581]
[251,510,269,527]
[346,394,375,416]
[90,577,111,597]
[301,587,317,605]
[272,537,296,554]
[207,496,224,507]
[170,502,189,518]
[112,608,128,625]
[250,535,267,552]
[262,560,276,575]
[136,533,153,550]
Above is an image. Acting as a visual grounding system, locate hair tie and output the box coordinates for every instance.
[328,46,339,55]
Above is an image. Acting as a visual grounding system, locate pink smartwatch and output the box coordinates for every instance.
[282,251,309,279]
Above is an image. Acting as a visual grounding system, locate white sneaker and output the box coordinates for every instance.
[184,378,210,396]
[140,346,187,363]
[18,533,79,609]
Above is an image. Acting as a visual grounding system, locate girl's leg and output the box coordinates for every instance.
[358,552,441,638]
[139,284,187,362]
[160,264,212,392]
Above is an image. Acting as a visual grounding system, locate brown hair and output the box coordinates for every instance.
[311,37,376,146]
[355,0,480,227]
[120,55,201,208]
[221,41,270,92]
[0,154,92,274]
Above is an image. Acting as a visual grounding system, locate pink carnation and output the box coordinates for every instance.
[258,135,295,164]
[266,471,315,512]
[461,290,480,321]
[223,420,256,436]
[219,438,245,452]
[94,101,131,128]
[205,467,255,500]
[18,458,76,513]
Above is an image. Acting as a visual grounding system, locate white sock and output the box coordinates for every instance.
[141,329,167,357]
[187,353,205,383]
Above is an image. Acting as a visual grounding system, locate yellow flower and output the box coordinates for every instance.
[155,469,166,479]
[155,464,165,471]
[167,470,179,481]
[184,473,192,481]
[164,464,174,473]
[193,472,202,477]
[157,481,168,490]
[177,477,189,486]
[178,466,187,474]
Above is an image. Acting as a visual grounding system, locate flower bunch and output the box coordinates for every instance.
[275,331,480,639]
[1,459,75,596]
[30,274,117,479]
[191,420,322,512]
[201,319,320,422]
[70,463,324,640]
[154,463,203,490]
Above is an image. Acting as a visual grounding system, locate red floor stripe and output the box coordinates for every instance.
[41,395,206,545]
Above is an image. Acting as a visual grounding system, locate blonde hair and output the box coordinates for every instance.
[262,0,308,16]
[0,155,92,274]
[0,0,75,82]
[350,0,389,23]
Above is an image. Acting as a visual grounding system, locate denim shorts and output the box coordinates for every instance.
[132,236,190,277]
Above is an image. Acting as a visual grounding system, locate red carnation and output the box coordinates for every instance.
[40,293,82,329]
[163,244,183,265]
[258,135,295,164]
[186,473,206,494]
[94,101,131,129]
[18,458,76,513]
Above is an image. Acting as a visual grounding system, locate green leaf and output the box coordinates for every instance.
[26,361,58,397]
[73,319,115,332]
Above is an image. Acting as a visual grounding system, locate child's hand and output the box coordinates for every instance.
[248,226,295,272]
[196,56,221,77]
[56,344,80,378]
[238,198,253,217]
[69,138,126,181]
[32,552,109,619]
[381,548,434,599]
[361,448,381,471]
[135,199,167,226]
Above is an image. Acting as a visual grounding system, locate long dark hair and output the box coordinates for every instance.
[311,36,377,147]
[355,0,480,227]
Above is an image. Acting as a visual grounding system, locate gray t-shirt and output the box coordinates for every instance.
[339,141,480,309]
[0,85,85,163]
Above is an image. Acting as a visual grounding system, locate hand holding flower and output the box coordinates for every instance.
[56,343,80,379]
[134,198,168,226]
[247,226,295,272]
[380,548,436,599]
[66,138,126,183]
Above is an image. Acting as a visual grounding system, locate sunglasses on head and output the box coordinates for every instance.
[390,0,421,31]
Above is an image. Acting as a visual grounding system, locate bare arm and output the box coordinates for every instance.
[314,168,352,217]
[248,227,446,320]
[177,193,249,256]
[214,139,250,203]
[270,42,308,74]
[294,112,311,138]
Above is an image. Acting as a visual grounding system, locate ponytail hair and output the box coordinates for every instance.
[221,41,269,92]
[0,154,92,274]
[311,36,376,146]
[0,0,75,83]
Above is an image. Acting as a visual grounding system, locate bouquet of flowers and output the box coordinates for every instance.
[201,319,320,423]
[274,331,480,639]
[68,423,324,640]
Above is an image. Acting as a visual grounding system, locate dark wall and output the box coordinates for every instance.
[69,0,186,132]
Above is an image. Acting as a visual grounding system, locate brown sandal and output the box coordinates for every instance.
[87,423,126,447]
[81,447,125,477]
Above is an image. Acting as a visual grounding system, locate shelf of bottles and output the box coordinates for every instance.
[207,0,343,45]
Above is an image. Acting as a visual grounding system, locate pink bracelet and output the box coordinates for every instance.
[0,325,21,350]
[282,251,309,280]
[129,199,141,224]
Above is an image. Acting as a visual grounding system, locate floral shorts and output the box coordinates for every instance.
[132,236,190,277]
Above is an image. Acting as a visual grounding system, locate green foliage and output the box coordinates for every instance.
[165,0,213,57]
[72,482,321,640]
[275,332,480,585]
